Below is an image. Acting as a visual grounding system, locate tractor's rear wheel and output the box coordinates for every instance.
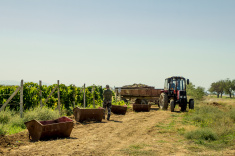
[189,99,194,109]
[159,93,168,110]
[170,99,175,112]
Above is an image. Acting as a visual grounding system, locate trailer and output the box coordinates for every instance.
[115,84,162,105]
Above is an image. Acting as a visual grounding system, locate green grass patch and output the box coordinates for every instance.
[0,106,61,135]
[156,140,168,143]
[121,144,155,156]
[4,125,24,135]
[183,103,235,149]
[156,120,176,133]
[0,109,13,124]
[229,107,235,122]
[0,124,6,135]
[23,106,60,122]
[185,128,218,141]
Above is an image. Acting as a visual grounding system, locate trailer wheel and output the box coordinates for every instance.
[159,93,168,110]
[170,99,175,112]
[189,99,194,109]
[141,99,148,104]
[121,98,128,103]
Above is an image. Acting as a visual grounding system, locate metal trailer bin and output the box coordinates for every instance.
[73,107,104,122]
[24,116,74,141]
[133,104,151,112]
[111,105,127,115]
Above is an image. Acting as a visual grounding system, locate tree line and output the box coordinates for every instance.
[209,79,235,98]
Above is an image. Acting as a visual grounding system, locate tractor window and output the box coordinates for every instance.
[176,79,186,90]
[164,79,168,90]
[169,79,176,90]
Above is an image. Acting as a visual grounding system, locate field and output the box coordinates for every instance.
[0,96,235,156]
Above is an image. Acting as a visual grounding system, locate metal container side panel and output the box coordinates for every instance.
[73,107,81,122]
[145,89,152,96]
[111,105,127,115]
[73,107,104,122]
[133,104,151,112]
[151,89,161,97]
[138,89,154,97]
[121,89,138,96]
[120,90,128,95]
[120,89,140,96]
[25,120,43,141]
[40,122,74,140]
[79,109,103,122]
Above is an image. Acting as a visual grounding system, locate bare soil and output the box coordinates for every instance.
[0,105,235,156]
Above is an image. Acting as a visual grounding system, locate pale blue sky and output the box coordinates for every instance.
[0,0,235,89]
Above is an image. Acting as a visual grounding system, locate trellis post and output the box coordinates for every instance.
[83,83,86,108]
[73,85,75,108]
[57,80,60,114]
[93,85,95,108]
[20,79,23,118]
[39,80,42,107]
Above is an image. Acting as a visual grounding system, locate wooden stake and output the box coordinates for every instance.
[20,80,23,118]
[119,88,121,102]
[83,83,86,108]
[114,86,117,103]
[73,85,75,108]
[93,85,95,108]
[57,80,60,114]
[44,86,58,104]
[0,86,21,112]
[39,80,42,107]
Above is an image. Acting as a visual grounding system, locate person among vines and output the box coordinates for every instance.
[103,85,112,120]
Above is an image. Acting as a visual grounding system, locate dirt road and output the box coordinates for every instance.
[1,105,234,156]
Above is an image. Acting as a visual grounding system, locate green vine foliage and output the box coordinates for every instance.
[0,83,105,111]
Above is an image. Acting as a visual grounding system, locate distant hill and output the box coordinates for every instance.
[0,80,20,86]
[0,80,51,86]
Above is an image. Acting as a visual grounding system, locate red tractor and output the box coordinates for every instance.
[159,76,194,112]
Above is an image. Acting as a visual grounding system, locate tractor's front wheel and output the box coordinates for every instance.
[170,99,175,112]
[159,93,168,110]
[181,103,187,111]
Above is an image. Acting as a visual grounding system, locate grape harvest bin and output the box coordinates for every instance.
[24,117,74,141]
[133,104,151,112]
[111,105,127,115]
[73,107,104,122]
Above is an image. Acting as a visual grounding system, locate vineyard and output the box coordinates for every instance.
[0,82,107,114]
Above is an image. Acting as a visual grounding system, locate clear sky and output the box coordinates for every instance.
[0,0,234,89]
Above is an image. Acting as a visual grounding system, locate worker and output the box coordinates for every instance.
[170,82,175,90]
[103,85,112,120]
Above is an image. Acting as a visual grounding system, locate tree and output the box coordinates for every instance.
[224,79,235,98]
[209,80,225,98]
[209,82,221,98]
[218,80,226,98]
[187,82,205,100]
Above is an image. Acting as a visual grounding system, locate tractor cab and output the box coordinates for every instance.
[164,76,188,91]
